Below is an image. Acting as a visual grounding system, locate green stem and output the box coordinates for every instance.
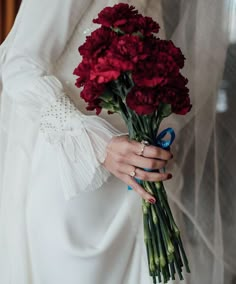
[154,201,173,251]
[177,236,191,273]
[147,210,156,274]
[143,202,157,278]
[143,210,152,277]
[173,253,184,280]
[170,261,176,280]
[174,239,184,268]
[155,218,167,269]
[155,210,175,271]
[146,182,174,254]
[149,206,160,267]
[135,112,145,133]
[143,181,154,195]
[146,115,155,140]
[155,182,180,236]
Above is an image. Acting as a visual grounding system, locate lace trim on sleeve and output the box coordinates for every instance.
[39,93,122,200]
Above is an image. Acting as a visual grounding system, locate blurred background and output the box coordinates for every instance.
[0,0,21,43]
[161,1,236,284]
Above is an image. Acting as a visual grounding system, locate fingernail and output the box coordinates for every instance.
[167,173,172,179]
[149,198,156,204]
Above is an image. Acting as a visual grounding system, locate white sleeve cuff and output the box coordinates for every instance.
[39,92,124,200]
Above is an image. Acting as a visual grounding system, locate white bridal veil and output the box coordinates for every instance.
[0,0,236,284]
[159,0,236,283]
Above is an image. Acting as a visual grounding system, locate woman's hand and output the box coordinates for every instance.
[102,135,173,204]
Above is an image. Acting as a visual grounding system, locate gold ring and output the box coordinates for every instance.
[129,168,136,177]
[138,140,149,156]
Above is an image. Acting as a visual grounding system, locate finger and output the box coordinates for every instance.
[129,140,173,160]
[123,153,167,170]
[135,168,172,182]
[143,145,173,160]
[121,174,156,203]
[117,163,172,183]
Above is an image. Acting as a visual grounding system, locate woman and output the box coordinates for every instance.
[0,1,174,283]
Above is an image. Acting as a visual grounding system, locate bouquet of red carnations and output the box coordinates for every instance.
[73,3,191,283]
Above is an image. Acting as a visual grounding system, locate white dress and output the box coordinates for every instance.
[0,1,180,284]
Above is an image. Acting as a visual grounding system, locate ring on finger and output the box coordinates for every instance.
[129,167,136,177]
[137,140,149,156]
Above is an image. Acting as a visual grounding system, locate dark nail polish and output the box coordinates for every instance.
[149,198,156,204]
[167,173,172,179]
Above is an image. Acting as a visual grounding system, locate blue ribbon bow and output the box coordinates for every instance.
[128,127,175,190]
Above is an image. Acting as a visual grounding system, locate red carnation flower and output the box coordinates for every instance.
[158,74,191,115]
[172,94,192,115]
[159,88,191,115]
[133,52,178,88]
[121,15,160,36]
[80,81,106,103]
[90,57,121,84]
[93,3,138,28]
[108,34,147,65]
[78,27,117,59]
[126,86,159,115]
[73,59,91,87]
[86,99,102,115]
[166,74,189,89]
[154,39,185,69]
[140,16,160,35]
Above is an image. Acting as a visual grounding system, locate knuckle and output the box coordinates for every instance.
[114,154,124,163]
[147,159,156,169]
[113,163,121,172]
[132,186,139,193]
[125,175,134,186]
[129,181,140,193]
[153,147,161,158]
[138,188,146,198]
[139,170,148,180]
[123,141,131,154]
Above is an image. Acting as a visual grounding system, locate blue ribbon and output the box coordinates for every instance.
[155,127,175,150]
[128,127,175,190]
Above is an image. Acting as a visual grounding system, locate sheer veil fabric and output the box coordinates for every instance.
[0,0,235,284]
[161,1,236,283]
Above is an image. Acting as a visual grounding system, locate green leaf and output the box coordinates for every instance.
[110,26,125,35]
[132,31,144,39]
[100,101,119,113]
[159,104,172,119]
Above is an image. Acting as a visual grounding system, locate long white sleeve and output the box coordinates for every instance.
[1,0,122,200]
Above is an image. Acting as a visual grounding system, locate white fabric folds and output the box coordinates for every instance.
[40,92,122,200]
[2,54,122,200]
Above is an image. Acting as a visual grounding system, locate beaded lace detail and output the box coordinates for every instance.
[39,94,80,143]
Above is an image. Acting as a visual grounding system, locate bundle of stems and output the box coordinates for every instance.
[122,109,190,283]
[130,113,190,284]
[130,114,190,283]
[104,75,190,283]
[142,180,190,283]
